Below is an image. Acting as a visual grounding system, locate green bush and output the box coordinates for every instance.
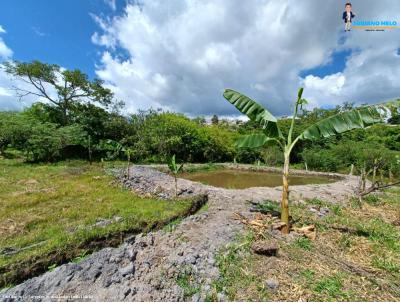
[26,124,87,162]
[301,148,338,172]
[262,145,284,166]
[123,112,236,163]
[301,141,400,175]
[1,101,399,169]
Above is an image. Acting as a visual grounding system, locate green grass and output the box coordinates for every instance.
[175,266,200,297]
[182,163,223,173]
[363,194,382,205]
[212,232,268,302]
[293,237,313,251]
[313,273,353,300]
[0,158,198,287]
[253,200,281,214]
[163,217,184,233]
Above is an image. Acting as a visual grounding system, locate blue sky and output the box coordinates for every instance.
[0,0,399,115]
[0,0,349,80]
[299,50,352,79]
[0,0,124,79]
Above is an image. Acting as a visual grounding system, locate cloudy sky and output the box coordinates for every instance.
[0,0,399,116]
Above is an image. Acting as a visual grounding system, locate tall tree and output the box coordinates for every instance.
[3,60,114,125]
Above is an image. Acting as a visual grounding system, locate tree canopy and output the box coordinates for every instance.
[3,60,114,125]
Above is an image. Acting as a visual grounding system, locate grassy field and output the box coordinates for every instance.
[211,188,400,302]
[0,158,197,287]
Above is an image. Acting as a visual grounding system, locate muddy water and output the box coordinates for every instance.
[180,169,335,189]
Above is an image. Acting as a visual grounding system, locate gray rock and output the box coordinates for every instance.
[127,249,137,261]
[93,218,113,228]
[265,278,279,290]
[119,263,135,277]
[86,268,101,281]
[192,293,201,302]
[185,255,197,265]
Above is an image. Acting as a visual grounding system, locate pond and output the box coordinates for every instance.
[180,169,336,189]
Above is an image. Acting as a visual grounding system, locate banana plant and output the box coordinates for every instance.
[223,88,398,234]
[168,154,184,197]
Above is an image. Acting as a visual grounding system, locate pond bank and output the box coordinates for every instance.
[1,165,360,301]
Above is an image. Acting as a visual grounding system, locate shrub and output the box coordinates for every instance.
[26,124,87,162]
[301,148,338,172]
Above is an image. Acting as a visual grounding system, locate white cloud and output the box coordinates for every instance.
[0,40,12,59]
[0,25,43,110]
[90,1,323,115]
[0,25,12,59]
[0,69,38,111]
[91,0,400,116]
[0,25,19,110]
[302,46,400,108]
[104,0,116,11]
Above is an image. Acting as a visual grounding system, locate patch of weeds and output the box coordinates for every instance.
[307,198,325,207]
[163,217,183,233]
[331,204,343,216]
[338,233,353,250]
[72,251,89,263]
[356,218,400,252]
[299,269,315,282]
[314,274,353,300]
[184,163,221,173]
[306,199,342,216]
[213,232,267,301]
[363,194,382,206]
[197,202,209,214]
[372,256,400,274]
[293,237,313,251]
[349,197,363,209]
[204,295,213,302]
[47,263,57,271]
[255,200,280,215]
[175,266,200,297]
[0,282,15,291]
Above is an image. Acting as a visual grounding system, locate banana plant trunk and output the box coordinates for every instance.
[281,153,290,234]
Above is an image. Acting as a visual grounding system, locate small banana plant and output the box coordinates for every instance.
[168,155,184,197]
[223,87,398,234]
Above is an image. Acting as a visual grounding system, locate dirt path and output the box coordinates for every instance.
[0,166,359,302]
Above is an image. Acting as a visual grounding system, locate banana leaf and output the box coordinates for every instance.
[235,133,276,149]
[223,89,282,138]
[300,104,394,140]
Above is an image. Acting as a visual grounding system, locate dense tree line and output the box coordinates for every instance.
[0,60,399,176]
